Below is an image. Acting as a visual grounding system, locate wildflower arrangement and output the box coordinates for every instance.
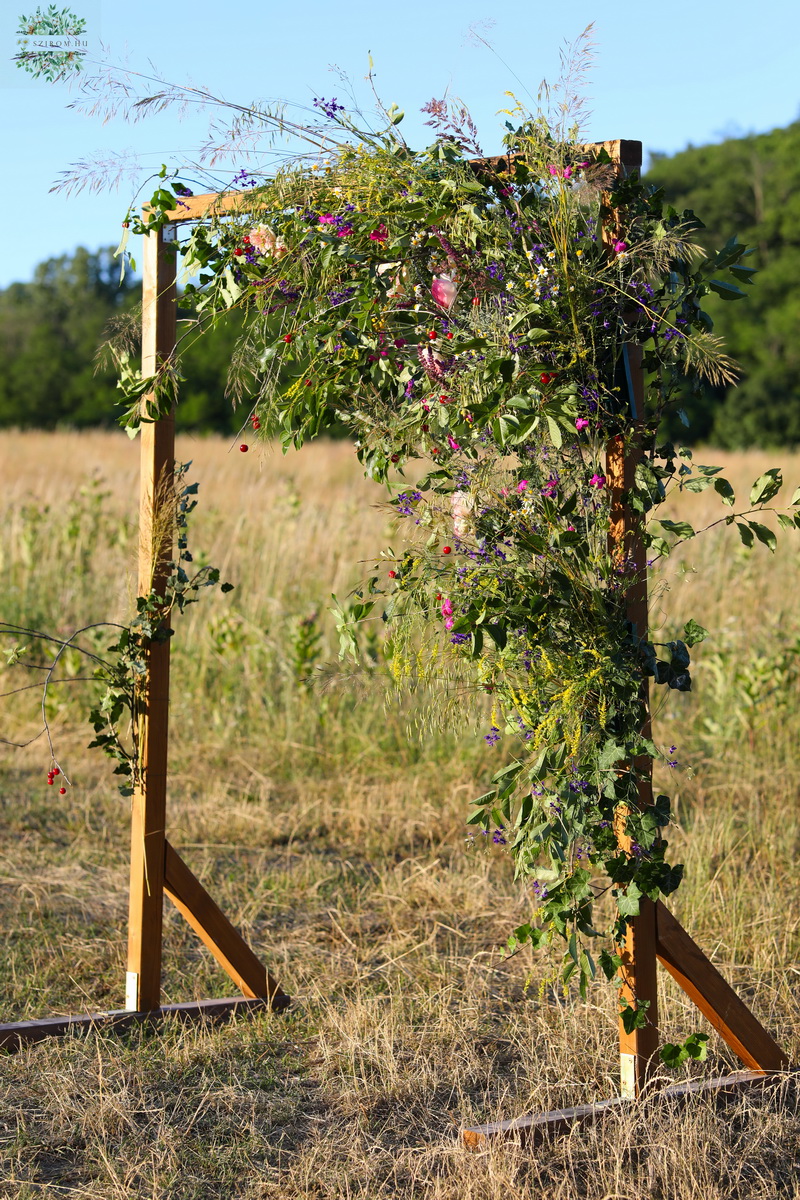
[112,95,799,1007]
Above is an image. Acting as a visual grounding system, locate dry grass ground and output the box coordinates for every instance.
[1,430,799,1198]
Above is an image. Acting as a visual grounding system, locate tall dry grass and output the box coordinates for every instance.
[1,431,799,1198]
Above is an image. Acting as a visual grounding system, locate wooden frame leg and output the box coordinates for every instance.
[127,223,177,1014]
[164,841,289,1009]
[618,896,660,1096]
[655,902,788,1072]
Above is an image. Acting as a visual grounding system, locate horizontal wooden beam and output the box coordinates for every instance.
[160,141,644,225]
[463,1070,789,1149]
[0,996,278,1054]
[158,190,256,224]
[655,902,788,1073]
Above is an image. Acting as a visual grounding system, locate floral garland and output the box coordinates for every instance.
[113,103,798,1012]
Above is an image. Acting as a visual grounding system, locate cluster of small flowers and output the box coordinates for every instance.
[313,97,345,120]
[232,169,258,189]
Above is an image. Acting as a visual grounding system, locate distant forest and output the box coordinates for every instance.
[1,121,799,444]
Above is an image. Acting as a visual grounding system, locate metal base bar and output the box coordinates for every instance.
[463,1070,793,1149]
[0,994,289,1053]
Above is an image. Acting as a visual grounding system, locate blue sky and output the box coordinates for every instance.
[1,0,798,287]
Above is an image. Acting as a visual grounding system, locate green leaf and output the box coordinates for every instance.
[749,521,777,552]
[790,487,800,507]
[749,468,782,505]
[545,414,563,448]
[708,278,747,301]
[714,477,735,506]
[660,1031,708,1068]
[737,522,754,548]
[682,619,708,647]
[657,519,695,539]
[682,476,714,493]
[616,881,642,918]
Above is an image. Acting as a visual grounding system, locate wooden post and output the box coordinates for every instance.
[600,141,661,1097]
[607,417,660,1096]
[126,222,177,1013]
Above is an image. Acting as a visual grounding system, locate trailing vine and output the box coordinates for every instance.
[1,465,232,795]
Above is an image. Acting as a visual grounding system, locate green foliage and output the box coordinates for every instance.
[100,101,800,1004]
[647,123,800,446]
[660,1032,709,1068]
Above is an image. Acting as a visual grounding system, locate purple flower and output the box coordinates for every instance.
[313,97,345,120]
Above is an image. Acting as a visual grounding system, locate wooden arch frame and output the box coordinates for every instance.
[0,141,791,1147]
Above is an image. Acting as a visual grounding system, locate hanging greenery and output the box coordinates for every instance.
[101,89,800,1006]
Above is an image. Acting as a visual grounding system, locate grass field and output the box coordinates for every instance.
[1,430,799,1198]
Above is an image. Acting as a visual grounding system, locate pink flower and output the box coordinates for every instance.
[318,213,336,224]
[441,597,454,630]
[431,275,458,309]
[369,224,388,242]
[575,417,590,431]
[517,480,528,493]
[249,224,287,257]
[452,490,474,539]
[589,473,606,489]
[447,435,460,451]
[612,240,628,255]
[499,487,509,498]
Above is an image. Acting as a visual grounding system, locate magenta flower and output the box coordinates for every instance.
[431,275,458,309]
[517,479,528,493]
[447,435,460,451]
[612,240,628,254]
[441,597,454,631]
[318,213,336,224]
[589,473,606,489]
[369,223,388,242]
[575,417,590,431]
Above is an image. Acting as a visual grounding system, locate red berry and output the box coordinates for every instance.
[446,332,453,339]
[421,424,429,432]
[52,767,60,776]
[472,297,480,305]
[240,444,249,452]
[234,248,243,256]
[59,787,66,795]
[431,448,439,455]
[305,380,312,387]
[388,570,397,578]
[47,778,54,786]
[442,546,452,554]
[283,334,293,343]
[391,454,399,463]
[428,330,437,340]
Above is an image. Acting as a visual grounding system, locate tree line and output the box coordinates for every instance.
[1,120,799,444]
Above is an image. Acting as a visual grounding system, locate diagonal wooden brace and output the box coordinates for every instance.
[163,841,289,1010]
[655,902,787,1072]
